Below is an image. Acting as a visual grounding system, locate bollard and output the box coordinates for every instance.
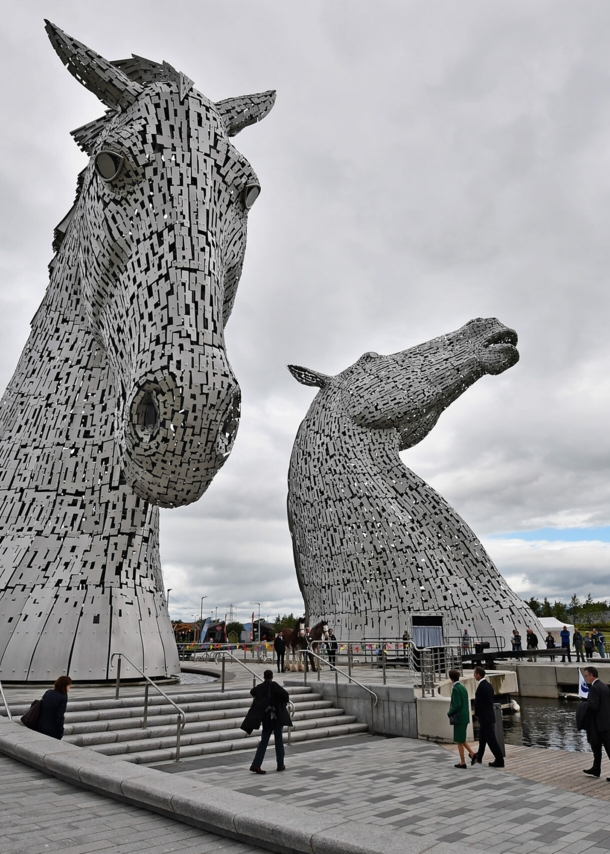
[221,656,225,693]
[493,702,506,757]
[115,656,121,699]
[142,682,149,729]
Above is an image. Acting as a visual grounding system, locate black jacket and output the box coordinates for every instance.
[585,679,610,740]
[573,632,583,649]
[474,678,496,726]
[274,636,286,654]
[240,680,291,734]
[35,689,68,740]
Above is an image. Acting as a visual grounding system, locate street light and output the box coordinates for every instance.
[255,603,261,641]
[200,595,207,622]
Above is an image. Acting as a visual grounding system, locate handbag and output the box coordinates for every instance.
[449,712,460,726]
[21,699,42,729]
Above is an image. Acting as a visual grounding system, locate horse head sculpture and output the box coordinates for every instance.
[46,22,275,507]
[287,319,543,648]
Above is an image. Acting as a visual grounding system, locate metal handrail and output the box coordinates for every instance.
[296,649,379,708]
[0,680,13,721]
[111,653,186,762]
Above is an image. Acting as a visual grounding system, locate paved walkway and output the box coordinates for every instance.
[166,735,610,854]
[0,753,266,854]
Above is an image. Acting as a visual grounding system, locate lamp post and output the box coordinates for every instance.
[255,602,261,641]
[200,595,207,622]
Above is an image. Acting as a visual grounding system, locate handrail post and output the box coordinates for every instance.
[303,652,308,686]
[143,682,149,729]
[335,666,339,706]
[0,681,13,721]
[348,645,353,678]
[175,717,181,762]
[221,656,225,693]
[382,645,387,685]
[115,656,121,699]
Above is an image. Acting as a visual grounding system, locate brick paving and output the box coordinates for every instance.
[170,735,610,854]
[0,753,266,854]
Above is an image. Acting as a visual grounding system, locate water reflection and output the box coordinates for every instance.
[502,697,589,752]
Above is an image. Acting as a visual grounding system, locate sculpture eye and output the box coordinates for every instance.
[95,150,124,182]
[243,183,261,209]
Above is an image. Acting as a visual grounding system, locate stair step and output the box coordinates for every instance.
[89,714,361,756]
[126,722,369,765]
[65,708,349,747]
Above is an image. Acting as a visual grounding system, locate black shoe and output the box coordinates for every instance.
[488,761,505,768]
[583,768,600,777]
[277,765,286,772]
[471,754,481,766]
[250,766,266,774]
[454,763,467,768]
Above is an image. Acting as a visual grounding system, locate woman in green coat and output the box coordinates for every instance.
[447,668,475,768]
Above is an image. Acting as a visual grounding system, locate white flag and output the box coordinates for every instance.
[578,671,590,699]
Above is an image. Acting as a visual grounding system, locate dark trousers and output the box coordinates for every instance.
[276,652,285,672]
[328,650,337,666]
[589,731,610,775]
[561,643,571,662]
[575,646,585,662]
[477,722,504,765]
[252,723,284,768]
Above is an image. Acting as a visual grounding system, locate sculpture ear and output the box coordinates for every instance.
[287,365,331,389]
[45,20,143,109]
[215,91,276,137]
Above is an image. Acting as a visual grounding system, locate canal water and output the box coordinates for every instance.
[501,697,589,752]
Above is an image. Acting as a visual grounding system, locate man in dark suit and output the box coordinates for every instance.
[582,666,610,778]
[274,631,286,673]
[241,670,292,774]
[472,665,504,767]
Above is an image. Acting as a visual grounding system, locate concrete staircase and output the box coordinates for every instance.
[6,685,368,765]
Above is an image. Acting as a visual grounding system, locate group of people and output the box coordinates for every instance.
[509,625,606,663]
[272,626,339,673]
[448,663,610,780]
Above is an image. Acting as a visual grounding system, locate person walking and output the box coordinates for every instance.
[560,625,572,663]
[447,669,476,768]
[35,676,72,740]
[274,631,286,673]
[472,666,504,767]
[574,627,585,663]
[526,628,539,662]
[326,629,338,667]
[584,632,595,661]
[241,670,292,774]
[581,666,610,779]
[545,631,556,662]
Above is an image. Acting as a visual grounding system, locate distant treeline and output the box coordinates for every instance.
[524,594,610,627]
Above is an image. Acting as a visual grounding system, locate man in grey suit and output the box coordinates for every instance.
[582,666,610,779]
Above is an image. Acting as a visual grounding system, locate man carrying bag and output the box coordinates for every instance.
[241,670,292,774]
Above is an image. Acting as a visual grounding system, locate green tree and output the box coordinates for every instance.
[551,600,569,622]
[541,597,553,617]
[273,613,297,631]
[226,621,245,638]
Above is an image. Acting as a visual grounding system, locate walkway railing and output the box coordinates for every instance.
[0,679,13,721]
[296,649,379,719]
[111,653,186,762]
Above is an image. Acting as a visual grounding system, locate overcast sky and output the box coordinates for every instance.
[1,1,609,624]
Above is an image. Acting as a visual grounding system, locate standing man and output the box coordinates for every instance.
[581,666,610,779]
[593,628,606,659]
[304,626,316,671]
[327,628,338,667]
[526,628,539,662]
[472,666,504,768]
[574,627,585,663]
[241,670,291,774]
[274,631,286,673]
[560,625,572,663]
